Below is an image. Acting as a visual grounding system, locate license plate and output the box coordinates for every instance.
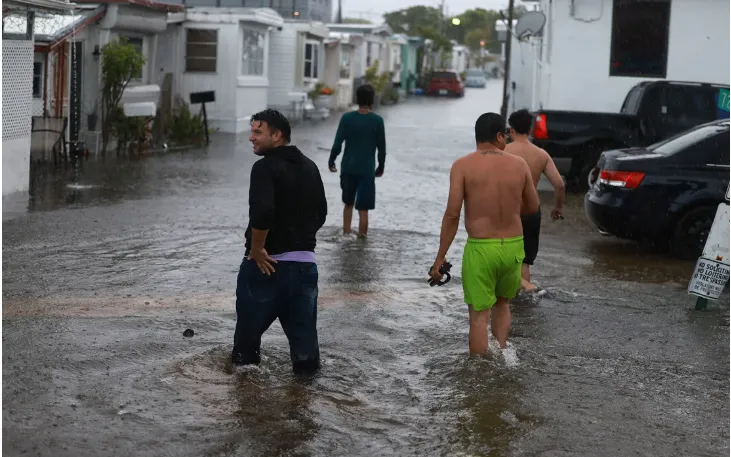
[439,89,448,95]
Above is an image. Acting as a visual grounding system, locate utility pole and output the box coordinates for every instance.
[500,0,515,120]
[336,0,343,23]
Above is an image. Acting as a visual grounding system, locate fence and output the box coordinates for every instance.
[2,39,34,194]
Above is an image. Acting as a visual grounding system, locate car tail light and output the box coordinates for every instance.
[598,170,645,189]
[533,114,548,139]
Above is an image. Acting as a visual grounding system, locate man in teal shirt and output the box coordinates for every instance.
[328,84,387,237]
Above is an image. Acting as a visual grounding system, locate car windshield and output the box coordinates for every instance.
[648,123,729,156]
[431,71,457,80]
[466,69,483,77]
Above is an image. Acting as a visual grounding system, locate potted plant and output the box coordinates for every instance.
[373,71,390,109]
[364,61,392,109]
[310,83,336,110]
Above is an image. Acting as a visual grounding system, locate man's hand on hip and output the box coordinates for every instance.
[248,248,277,275]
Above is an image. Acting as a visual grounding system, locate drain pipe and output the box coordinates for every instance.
[98,3,119,60]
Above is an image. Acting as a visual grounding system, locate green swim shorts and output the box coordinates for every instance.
[462,236,525,311]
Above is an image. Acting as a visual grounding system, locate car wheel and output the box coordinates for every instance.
[671,206,716,260]
[587,166,601,188]
[575,142,618,192]
[577,161,596,192]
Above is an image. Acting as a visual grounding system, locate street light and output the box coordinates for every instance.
[451,17,460,25]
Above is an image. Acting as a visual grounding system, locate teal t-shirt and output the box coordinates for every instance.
[329,111,386,177]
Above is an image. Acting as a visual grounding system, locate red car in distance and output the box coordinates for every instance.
[426,70,465,97]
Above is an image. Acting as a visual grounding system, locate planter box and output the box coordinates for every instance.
[373,95,382,110]
[313,95,333,110]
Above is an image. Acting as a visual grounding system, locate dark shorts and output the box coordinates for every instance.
[341,173,376,211]
[521,207,541,266]
[232,259,320,375]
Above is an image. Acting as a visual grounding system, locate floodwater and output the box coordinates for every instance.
[3,81,729,457]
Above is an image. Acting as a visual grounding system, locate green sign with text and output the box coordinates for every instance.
[718,88,730,112]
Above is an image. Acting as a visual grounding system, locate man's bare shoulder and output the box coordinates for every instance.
[502,150,530,166]
[452,151,479,168]
[537,146,552,160]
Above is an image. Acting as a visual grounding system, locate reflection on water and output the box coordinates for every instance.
[585,237,695,285]
[25,138,240,213]
[452,359,526,457]
[232,367,319,456]
[3,85,729,457]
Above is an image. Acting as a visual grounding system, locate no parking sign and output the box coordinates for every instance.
[688,187,730,301]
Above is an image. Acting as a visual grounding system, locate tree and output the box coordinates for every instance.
[513,5,529,18]
[446,8,501,45]
[417,25,452,52]
[463,28,492,53]
[100,38,145,155]
[343,17,372,24]
[383,6,443,35]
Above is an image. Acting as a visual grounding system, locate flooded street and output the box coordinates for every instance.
[3,80,729,457]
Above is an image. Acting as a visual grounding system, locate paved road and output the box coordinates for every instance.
[3,80,729,457]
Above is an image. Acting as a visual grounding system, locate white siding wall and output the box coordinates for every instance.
[179,21,272,133]
[235,21,270,129]
[180,23,238,132]
[352,42,364,78]
[525,0,731,113]
[155,24,183,96]
[324,43,340,87]
[508,36,537,112]
[267,26,297,112]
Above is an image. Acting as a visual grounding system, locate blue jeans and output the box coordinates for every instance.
[232,259,320,374]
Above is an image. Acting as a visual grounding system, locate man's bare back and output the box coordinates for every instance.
[453,150,540,239]
[505,137,565,219]
[504,140,551,187]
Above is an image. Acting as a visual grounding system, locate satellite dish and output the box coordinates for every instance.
[514,11,546,41]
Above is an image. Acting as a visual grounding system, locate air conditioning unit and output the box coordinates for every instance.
[123,102,156,117]
[121,85,161,105]
[288,91,308,103]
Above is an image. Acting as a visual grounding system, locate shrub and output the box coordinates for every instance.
[382,87,400,105]
[308,82,336,99]
[168,98,207,146]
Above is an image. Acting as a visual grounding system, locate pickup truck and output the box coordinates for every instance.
[530,80,730,190]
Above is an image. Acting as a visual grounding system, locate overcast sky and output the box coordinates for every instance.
[340,0,530,22]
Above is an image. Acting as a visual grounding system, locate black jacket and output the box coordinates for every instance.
[244,145,327,256]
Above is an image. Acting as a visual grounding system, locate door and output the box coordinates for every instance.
[637,85,667,145]
[665,128,730,200]
[664,85,717,138]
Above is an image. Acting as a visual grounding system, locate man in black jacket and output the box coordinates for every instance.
[232,109,328,375]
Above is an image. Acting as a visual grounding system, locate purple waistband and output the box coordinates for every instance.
[269,251,316,263]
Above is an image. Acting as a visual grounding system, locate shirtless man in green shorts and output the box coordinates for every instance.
[430,113,540,355]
